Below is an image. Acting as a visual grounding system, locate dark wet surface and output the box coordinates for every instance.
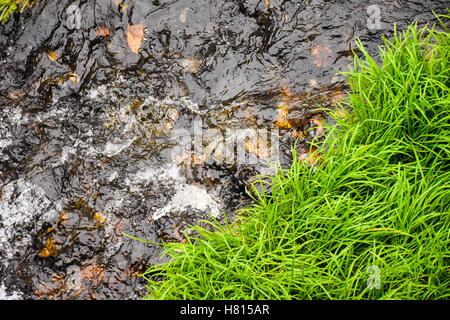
[0,0,447,299]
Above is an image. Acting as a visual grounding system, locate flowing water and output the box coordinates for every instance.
[0,0,447,299]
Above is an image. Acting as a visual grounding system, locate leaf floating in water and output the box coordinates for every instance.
[7,90,26,101]
[96,25,110,37]
[48,50,58,61]
[94,211,104,221]
[181,57,199,73]
[126,24,145,54]
[68,72,80,83]
[38,237,57,258]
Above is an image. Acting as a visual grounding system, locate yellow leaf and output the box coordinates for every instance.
[126,24,145,54]
[275,104,291,129]
[48,51,58,61]
[68,72,80,83]
[38,237,56,258]
[94,212,104,221]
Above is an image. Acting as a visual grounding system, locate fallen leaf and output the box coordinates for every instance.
[80,265,106,284]
[265,0,272,8]
[96,25,110,37]
[275,103,291,129]
[48,51,58,61]
[68,72,80,83]
[126,24,145,54]
[310,117,325,135]
[181,57,199,73]
[310,44,332,67]
[93,212,104,221]
[38,237,57,258]
[331,86,346,104]
[7,90,26,100]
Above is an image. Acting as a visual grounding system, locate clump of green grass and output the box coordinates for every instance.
[139,15,449,300]
[0,0,37,24]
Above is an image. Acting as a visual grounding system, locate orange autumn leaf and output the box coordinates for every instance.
[96,25,110,37]
[126,24,145,54]
[310,44,332,67]
[48,51,58,61]
[38,237,57,257]
[310,117,326,135]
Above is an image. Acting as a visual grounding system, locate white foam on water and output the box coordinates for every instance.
[118,163,222,221]
[103,138,135,157]
[153,183,221,221]
[0,179,58,263]
[0,283,22,300]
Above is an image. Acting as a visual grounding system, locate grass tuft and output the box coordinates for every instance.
[138,15,450,300]
[0,0,37,24]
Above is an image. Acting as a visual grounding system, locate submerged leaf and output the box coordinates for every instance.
[96,25,110,37]
[126,24,145,53]
[48,50,58,61]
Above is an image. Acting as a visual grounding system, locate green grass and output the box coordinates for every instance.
[0,0,36,24]
[137,15,450,299]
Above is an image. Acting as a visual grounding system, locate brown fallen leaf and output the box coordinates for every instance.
[48,50,58,61]
[310,117,326,135]
[331,86,346,104]
[181,57,199,73]
[80,265,106,283]
[310,44,332,67]
[96,25,110,37]
[126,24,145,54]
[7,90,26,101]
